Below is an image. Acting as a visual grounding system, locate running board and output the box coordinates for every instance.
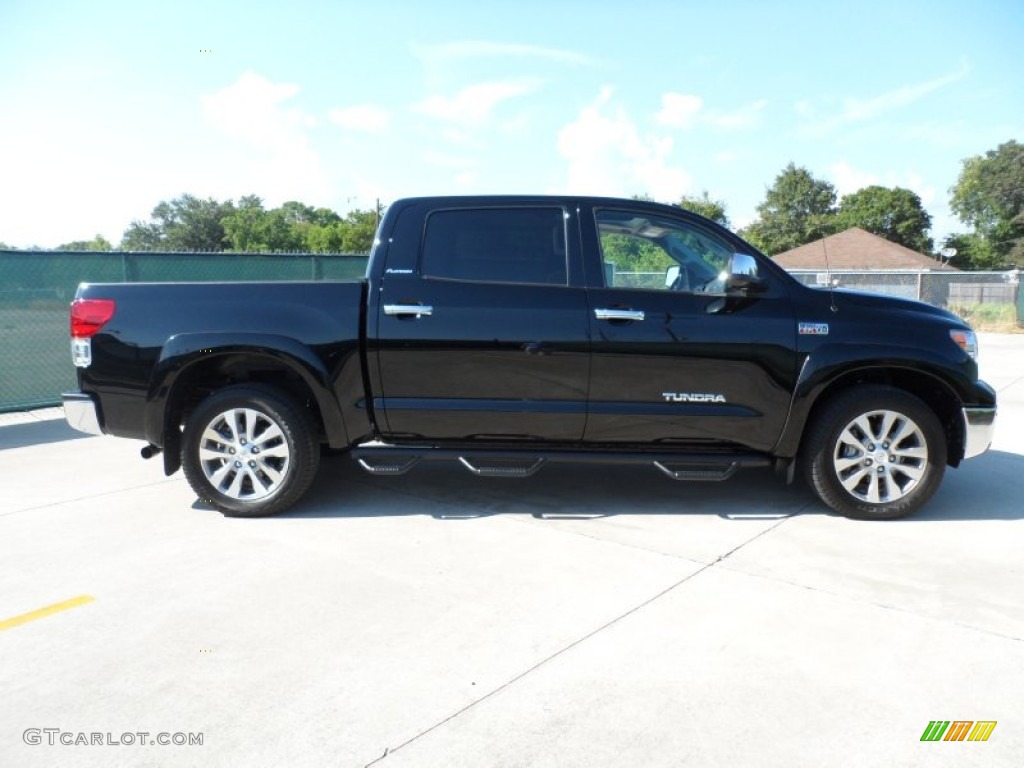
[356,456,421,476]
[654,461,737,482]
[351,445,770,481]
[459,457,545,478]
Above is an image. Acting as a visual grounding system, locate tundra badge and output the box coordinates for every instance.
[662,393,727,403]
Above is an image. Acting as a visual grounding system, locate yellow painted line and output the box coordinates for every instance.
[0,595,95,631]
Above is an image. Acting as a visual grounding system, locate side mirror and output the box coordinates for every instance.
[724,253,766,294]
[665,265,680,288]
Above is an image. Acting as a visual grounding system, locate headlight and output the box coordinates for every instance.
[950,329,978,360]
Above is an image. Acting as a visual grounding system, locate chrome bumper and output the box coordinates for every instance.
[62,393,103,436]
[962,406,996,459]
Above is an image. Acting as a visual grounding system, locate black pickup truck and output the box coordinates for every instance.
[63,195,996,519]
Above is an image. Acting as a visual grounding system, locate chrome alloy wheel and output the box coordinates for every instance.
[198,407,290,501]
[832,409,928,504]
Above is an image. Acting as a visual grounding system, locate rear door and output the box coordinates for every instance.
[582,203,798,452]
[374,202,590,442]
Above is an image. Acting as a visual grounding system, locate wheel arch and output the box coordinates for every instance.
[146,334,350,476]
[780,365,966,467]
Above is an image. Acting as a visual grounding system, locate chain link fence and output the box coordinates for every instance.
[785,269,1021,309]
[0,251,368,413]
[612,271,667,290]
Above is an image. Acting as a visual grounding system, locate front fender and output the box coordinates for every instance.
[772,342,980,457]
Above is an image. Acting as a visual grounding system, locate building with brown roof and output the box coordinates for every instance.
[772,228,957,271]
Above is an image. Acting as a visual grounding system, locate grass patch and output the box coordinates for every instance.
[949,302,1024,333]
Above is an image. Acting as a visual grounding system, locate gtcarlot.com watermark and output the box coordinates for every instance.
[23,729,203,747]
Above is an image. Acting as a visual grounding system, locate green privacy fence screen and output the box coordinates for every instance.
[0,251,369,413]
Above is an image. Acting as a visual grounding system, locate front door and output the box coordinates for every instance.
[583,205,797,452]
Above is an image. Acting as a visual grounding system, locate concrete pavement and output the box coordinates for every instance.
[0,334,1021,767]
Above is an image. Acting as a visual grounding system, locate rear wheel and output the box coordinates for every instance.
[182,384,320,517]
[800,386,946,520]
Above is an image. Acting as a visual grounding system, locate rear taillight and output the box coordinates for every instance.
[70,298,115,368]
[70,298,115,338]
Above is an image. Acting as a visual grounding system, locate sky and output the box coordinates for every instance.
[1,0,1022,249]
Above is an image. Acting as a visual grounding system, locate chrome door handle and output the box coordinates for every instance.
[383,304,433,317]
[594,308,645,321]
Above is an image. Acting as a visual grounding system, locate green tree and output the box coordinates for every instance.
[223,198,354,252]
[939,233,1003,271]
[119,221,164,250]
[221,195,268,251]
[119,193,378,253]
[57,234,113,251]
[835,186,933,253]
[233,200,306,252]
[303,207,381,253]
[339,208,379,252]
[677,191,730,228]
[280,202,343,252]
[122,194,235,251]
[260,208,306,251]
[741,163,838,255]
[600,233,673,273]
[950,140,1024,265]
[303,221,347,252]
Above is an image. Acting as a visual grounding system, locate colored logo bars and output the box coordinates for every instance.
[920,721,997,742]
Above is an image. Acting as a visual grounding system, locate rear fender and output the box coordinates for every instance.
[145,333,349,474]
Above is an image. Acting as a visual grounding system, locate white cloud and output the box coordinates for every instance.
[656,93,704,129]
[0,132,128,246]
[557,87,691,200]
[347,176,388,211]
[841,65,968,122]
[656,93,766,132]
[202,71,315,151]
[799,60,970,137]
[439,127,483,148]
[830,162,937,207]
[329,104,390,133]
[706,99,768,128]
[413,79,541,125]
[904,172,936,207]
[732,213,756,231]
[830,161,880,197]
[421,150,472,169]
[201,71,331,202]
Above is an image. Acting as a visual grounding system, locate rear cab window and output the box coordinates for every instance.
[421,208,568,286]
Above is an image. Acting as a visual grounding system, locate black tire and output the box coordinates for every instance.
[799,385,946,520]
[181,384,320,517]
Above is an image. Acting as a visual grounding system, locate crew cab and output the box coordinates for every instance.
[62,195,997,519]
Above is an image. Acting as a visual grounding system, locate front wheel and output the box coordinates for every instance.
[800,386,946,520]
[182,384,320,517]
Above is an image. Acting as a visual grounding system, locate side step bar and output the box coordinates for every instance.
[653,461,738,482]
[459,457,545,478]
[351,445,772,482]
[356,456,421,476]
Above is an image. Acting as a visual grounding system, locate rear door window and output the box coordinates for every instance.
[421,208,568,286]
